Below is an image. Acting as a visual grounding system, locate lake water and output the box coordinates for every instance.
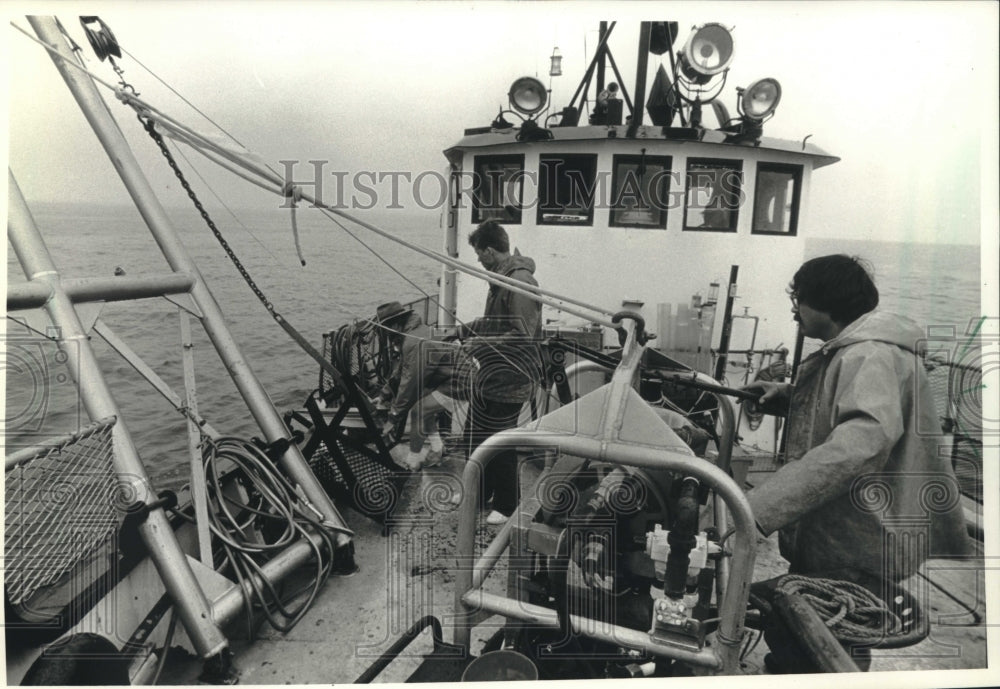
[5,202,983,490]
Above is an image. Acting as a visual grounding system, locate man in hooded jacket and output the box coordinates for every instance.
[742,254,971,672]
[460,220,543,524]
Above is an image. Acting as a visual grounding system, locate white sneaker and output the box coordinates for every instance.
[486,510,509,525]
[388,445,410,468]
[422,448,444,467]
[403,451,426,472]
[428,432,445,453]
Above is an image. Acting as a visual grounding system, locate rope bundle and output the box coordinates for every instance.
[201,436,349,636]
[776,575,906,644]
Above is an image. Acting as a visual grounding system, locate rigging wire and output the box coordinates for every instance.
[168,140,280,261]
[12,18,618,326]
[15,17,614,392]
[121,45,249,151]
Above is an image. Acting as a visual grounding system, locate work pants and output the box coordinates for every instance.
[462,397,524,516]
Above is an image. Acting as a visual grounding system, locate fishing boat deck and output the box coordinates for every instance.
[156,450,987,684]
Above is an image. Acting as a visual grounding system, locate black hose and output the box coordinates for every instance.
[664,477,699,599]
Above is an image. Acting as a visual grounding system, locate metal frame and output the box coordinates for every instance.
[25,17,348,542]
[451,320,756,675]
[7,171,228,658]
[6,15,353,663]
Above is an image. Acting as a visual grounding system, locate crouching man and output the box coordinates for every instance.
[376,302,464,471]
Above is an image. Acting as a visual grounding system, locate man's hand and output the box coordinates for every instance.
[739,380,782,404]
[462,335,497,356]
[739,380,789,405]
[382,415,400,446]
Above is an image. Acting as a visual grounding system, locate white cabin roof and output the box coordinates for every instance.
[444,124,838,168]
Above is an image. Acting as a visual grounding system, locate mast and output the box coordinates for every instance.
[596,21,608,94]
[26,17,350,547]
[628,21,652,135]
[8,171,229,661]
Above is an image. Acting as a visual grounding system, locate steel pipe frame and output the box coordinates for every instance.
[564,360,737,474]
[8,176,335,663]
[7,171,229,659]
[209,534,323,625]
[7,273,196,310]
[453,429,756,674]
[27,17,349,545]
[463,590,721,670]
[453,321,755,675]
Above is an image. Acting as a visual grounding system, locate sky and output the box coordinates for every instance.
[3,0,998,251]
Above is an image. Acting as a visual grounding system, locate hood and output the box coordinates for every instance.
[822,311,925,355]
[495,253,536,278]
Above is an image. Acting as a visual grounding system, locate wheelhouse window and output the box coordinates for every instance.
[537,154,598,225]
[610,154,672,229]
[752,163,802,235]
[472,154,524,224]
[683,158,743,232]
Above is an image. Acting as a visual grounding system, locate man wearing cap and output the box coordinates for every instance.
[376,302,461,471]
[461,220,543,525]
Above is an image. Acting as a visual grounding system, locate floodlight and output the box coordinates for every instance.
[740,78,782,121]
[679,24,734,85]
[509,77,548,116]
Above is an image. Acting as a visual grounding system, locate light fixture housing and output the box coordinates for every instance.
[549,48,562,77]
[508,77,548,116]
[679,23,734,85]
[740,78,782,121]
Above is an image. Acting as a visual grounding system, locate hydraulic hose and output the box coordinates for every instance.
[664,477,699,599]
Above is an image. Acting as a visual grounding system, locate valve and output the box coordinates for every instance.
[645,525,721,581]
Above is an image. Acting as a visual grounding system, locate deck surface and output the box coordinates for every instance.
[156,455,989,684]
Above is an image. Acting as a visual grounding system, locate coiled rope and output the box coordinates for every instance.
[776,575,905,644]
[201,436,350,635]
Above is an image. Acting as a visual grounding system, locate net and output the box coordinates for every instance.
[4,417,122,607]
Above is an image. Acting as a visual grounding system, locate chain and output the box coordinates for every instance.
[136,114,348,391]
[139,114,275,314]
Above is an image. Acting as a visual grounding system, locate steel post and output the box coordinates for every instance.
[7,171,229,659]
[27,16,350,545]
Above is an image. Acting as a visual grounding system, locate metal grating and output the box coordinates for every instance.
[4,418,121,607]
[308,441,407,519]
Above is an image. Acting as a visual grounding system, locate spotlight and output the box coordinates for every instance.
[679,23,734,85]
[508,77,548,116]
[740,78,782,121]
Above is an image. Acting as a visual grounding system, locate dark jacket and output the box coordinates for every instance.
[467,253,543,403]
[747,311,971,580]
[388,313,464,417]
